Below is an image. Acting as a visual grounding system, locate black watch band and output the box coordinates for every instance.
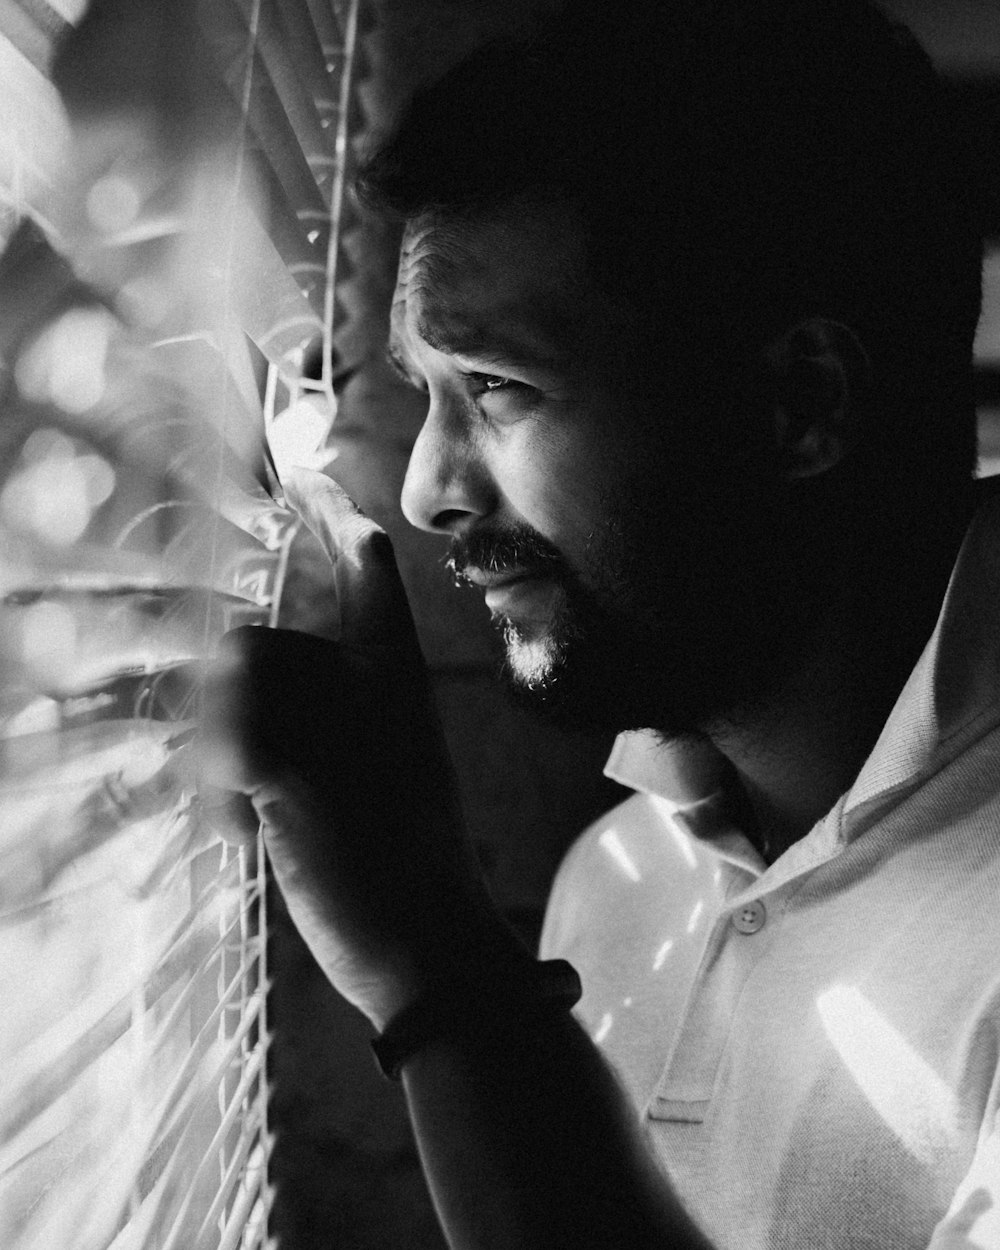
[370,958,583,1081]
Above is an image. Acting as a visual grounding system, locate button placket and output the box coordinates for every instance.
[648,894,779,1122]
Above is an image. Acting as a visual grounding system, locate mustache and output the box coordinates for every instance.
[445,525,566,584]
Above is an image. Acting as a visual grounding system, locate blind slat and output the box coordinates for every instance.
[214,1148,269,1250]
[0,883,259,1153]
[304,0,348,58]
[193,1111,267,1248]
[228,195,324,367]
[234,0,335,172]
[208,29,329,220]
[263,0,339,117]
[149,1044,265,1250]
[0,769,223,923]
[0,0,365,1244]
[141,975,264,1180]
[0,842,239,1067]
[241,152,330,300]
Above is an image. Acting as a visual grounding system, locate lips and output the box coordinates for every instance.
[458,566,538,591]
[457,569,561,627]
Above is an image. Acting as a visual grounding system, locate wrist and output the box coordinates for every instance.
[365,896,531,1025]
[371,957,583,1081]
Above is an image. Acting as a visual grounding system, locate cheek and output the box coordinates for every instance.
[493,422,614,550]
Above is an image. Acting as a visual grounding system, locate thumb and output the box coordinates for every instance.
[281,467,418,654]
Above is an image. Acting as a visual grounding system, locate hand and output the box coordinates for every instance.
[198,470,513,1029]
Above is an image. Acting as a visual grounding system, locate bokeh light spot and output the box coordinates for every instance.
[0,433,115,545]
[15,307,115,414]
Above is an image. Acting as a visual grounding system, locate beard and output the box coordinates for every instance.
[446,456,836,740]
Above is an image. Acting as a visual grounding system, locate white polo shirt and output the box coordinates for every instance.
[540,491,1000,1250]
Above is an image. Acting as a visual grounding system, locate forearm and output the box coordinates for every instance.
[400,1001,714,1250]
[197,502,706,1246]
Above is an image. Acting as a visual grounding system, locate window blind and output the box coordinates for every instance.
[0,1,363,1247]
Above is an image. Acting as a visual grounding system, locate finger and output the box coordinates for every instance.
[197,625,370,794]
[197,626,310,793]
[281,466,418,653]
[194,785,260,847]
[195,632,261,794]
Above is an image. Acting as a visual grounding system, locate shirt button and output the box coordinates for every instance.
[731,900,766,934]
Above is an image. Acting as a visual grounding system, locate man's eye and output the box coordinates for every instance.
[458,371,541,421]
[464,371,517,395]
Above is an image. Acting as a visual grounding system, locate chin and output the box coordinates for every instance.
[496,606,763,740]
[491,539,801,736]
[497,617,592,730]
[498,614,647,735]
[502,621,562,690]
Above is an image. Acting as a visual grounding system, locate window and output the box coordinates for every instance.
[0,1,362,1245]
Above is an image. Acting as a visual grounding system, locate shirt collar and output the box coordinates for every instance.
[603,730,724,806]
[605,487,1000,845]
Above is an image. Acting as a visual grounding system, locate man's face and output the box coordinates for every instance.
[390,204,810,736]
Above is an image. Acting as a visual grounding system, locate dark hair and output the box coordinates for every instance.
[358,0,983,498]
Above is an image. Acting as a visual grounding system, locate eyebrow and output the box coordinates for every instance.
[385,312,566,389]
[414,316,561,372]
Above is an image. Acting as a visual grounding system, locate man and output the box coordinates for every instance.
[205,0,1000,1245]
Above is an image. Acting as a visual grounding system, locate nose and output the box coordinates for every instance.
[400,398,495,535]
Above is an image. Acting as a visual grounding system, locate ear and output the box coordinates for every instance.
[766,318,870,480]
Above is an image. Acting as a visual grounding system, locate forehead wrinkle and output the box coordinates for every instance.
[394,207,603,382]
[398,220,473,298]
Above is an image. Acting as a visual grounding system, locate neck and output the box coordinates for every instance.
[709,491,974,863]
[710,646,896,863]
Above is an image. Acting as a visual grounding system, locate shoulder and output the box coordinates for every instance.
[540,793,645,951]
[539,790,715,960]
